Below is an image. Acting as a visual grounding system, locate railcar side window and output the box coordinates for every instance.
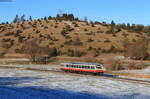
[83,66,86,69]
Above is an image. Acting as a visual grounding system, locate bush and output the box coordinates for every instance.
[65,35,71,39]
[84,28,88,31]
[64,25,74,32]
[44,26,48,29]
[18,36,25,43]
[104,39,111,43]
[74,23,79,27]
[2,38,11,42]
[5,32,14,36]
[15,48,22,53]
[107,45,122,53]
[16,29,23,34]
[67,49,85,57]
[61,30,68,37]
[48,47,61,57]
[93,48,101,57]
[87,46,93,51]
[107,60,124,70]
[54,25,58,28]
[72,38,83,46]
[64,40,72,45]
[36,30,40,34]
[2,43,12,49]
[87,38,94,42]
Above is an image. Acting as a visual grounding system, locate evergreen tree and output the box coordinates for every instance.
[111,20,115,27]
[6,21,9,24]
[84,16,88,22]
[29,16,32,21]
[110,20,116,34]
[127,23,130,29]
[13,14,20,23]
[21,14,26,22]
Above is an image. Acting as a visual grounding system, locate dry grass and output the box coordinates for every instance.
[0,19,143,56]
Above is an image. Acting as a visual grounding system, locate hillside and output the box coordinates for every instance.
[0,14,149,60]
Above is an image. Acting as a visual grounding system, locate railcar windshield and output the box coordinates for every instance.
[96,65,102,69]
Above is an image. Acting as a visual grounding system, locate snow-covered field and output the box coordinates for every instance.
[0,68,150,99]
[115,67,150,75]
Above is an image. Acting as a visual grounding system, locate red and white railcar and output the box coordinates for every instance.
[59,62,105,75]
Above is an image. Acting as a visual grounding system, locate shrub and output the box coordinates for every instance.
[54,25,58,28]
[104,39,111,43]
[44,26,48,29]
[2,43,12,49]
[84,28,88,31]
[72,38,83,46]
[64,25,74,31]
[49,42,54,45]
[87,38,94,42]
[107,60,123,70]
[51,37,58,41]
[4,32,14,36]
[18,36,25,43]
[36,30,40,34]
[48,47,61,57]
[93,48,101,57]
[61,30,68,37]
[122,32,128,37]
[60,44,64,48]
[64,40,72,45]
[65,35,71,39]
[97,30,103,33]
[87,46,93,51]
[2,38,11,42]
[132,39,136,42]
[15,48,22,53]
[74,23,79,27]
[107,45,122,53]
[16,29,23,34]
[67,49,85,57]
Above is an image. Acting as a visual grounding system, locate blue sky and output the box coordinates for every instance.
[0,0,150,25]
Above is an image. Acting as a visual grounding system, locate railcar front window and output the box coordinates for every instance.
[96,65,101,69]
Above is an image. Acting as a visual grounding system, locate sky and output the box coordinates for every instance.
[0,0,150,25]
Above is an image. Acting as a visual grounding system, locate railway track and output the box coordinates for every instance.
[0,65,150,85]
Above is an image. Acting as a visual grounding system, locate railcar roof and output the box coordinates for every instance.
[61,62,100,65]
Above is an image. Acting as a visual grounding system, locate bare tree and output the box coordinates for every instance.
[22,40,49,63]
[22,40,60,63]
[125,37,148,60]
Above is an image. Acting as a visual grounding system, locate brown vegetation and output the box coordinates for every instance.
[0,13,149,62]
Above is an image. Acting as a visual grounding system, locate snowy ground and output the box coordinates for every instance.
[0,68,150,99]
[115,67,150,75]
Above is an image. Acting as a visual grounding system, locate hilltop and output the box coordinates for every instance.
[0,14,149,62]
